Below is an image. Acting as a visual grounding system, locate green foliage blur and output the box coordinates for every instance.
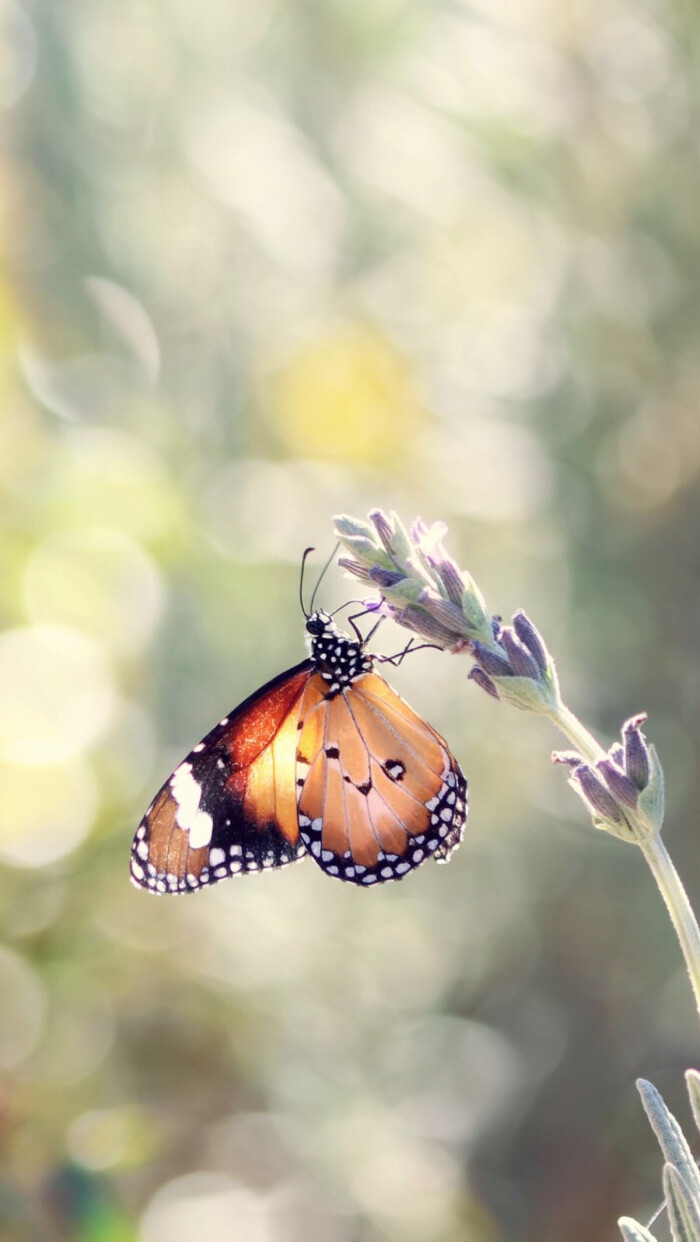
[2,2,700,1239]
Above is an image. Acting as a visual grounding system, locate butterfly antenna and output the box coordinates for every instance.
[309,541,340,615]
[299,547,315,619]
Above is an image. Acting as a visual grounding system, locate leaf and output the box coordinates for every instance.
[664,1164,700,1242]
[637,743,665,832]
[618,1216,659,1242]
[637,1080,700,1201]
[685,1071,700,1136]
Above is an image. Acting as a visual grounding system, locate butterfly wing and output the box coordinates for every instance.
[130,661,311,894]
[296,671,467,885]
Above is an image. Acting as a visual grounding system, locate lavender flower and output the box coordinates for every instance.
[624,713,651,791]
[334,510,491,649]
[334,510,560,713]
[553,714,663,842]
[335,509,665,840]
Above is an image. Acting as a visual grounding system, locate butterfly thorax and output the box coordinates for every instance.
[305,611,374,696]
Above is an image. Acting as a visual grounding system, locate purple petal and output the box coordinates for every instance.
[471,641,512,678]
[512,611,548,675]
[623,713,650,791]
[597,758,639,810]
[468,667,499,700]
[501,627,540,680]
[575,764,622,823]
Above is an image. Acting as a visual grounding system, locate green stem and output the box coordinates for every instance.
[549,699,700,1025]
[547,701,607,766]
[637,834,700,1025]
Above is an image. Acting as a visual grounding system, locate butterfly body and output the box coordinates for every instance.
[131,611,467,893]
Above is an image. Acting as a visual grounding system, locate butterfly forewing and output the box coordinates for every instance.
[130,662,311,894]
[296,671,467,886]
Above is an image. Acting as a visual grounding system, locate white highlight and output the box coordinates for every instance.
[171,763,213,848]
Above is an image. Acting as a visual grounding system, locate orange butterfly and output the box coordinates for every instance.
[130,607,467,892]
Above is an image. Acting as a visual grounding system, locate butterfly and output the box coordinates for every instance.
[130,607,467,892]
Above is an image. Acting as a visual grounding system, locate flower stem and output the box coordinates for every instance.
[637,833,700,1025]
[549,701,700,1024]
[547,701,607,765]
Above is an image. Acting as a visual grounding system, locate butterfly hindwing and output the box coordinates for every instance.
[296,671,467,886]
[130,661,311,894]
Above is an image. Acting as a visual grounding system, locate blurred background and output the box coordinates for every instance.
[1,0,700,1239]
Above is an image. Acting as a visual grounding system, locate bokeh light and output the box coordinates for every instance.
[2,2,700,1240]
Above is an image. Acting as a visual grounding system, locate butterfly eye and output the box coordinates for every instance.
[305,612,329,636]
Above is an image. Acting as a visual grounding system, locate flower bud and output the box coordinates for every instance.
[609,743,624,768]
[369,567,407,589]
[459,574,492,640]
[574,763,623,824]
[500,626,540,680]
[552,750,585,769]
[418,588,468,636]
[381,510,413,565]
[597,757,639,810]
[368,508,395,555]
[468,667,499,700]
[333,514,376,541]
[401,606,464,649]
[369,570,423,607]
[512,611,549,676]
[337,557,373,582]
[434,557,465,607]
[623,713,650,791]
[471,641,513,678]
[409,518,448,557]
[337,533,384,567]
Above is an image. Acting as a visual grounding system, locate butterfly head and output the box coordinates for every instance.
[304,610,332,638]
[305,610,374,693]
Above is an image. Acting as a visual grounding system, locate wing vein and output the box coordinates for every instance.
[342,692,401,850]
[343,688,441,814]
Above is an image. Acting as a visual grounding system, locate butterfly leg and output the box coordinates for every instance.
[376,639,445,667]
[345,610,384,645]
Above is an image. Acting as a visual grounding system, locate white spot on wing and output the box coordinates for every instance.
[171,762,213,848]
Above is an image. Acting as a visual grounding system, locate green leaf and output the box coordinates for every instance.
[332,514,376,540]
[637,743,665,833]
[664,1164,700,1242]
[637,1079,700,1201]
[618,1217,659,1242]
[460,574,492,639]
[685,1071,700,1137]
[387,510,413,565]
